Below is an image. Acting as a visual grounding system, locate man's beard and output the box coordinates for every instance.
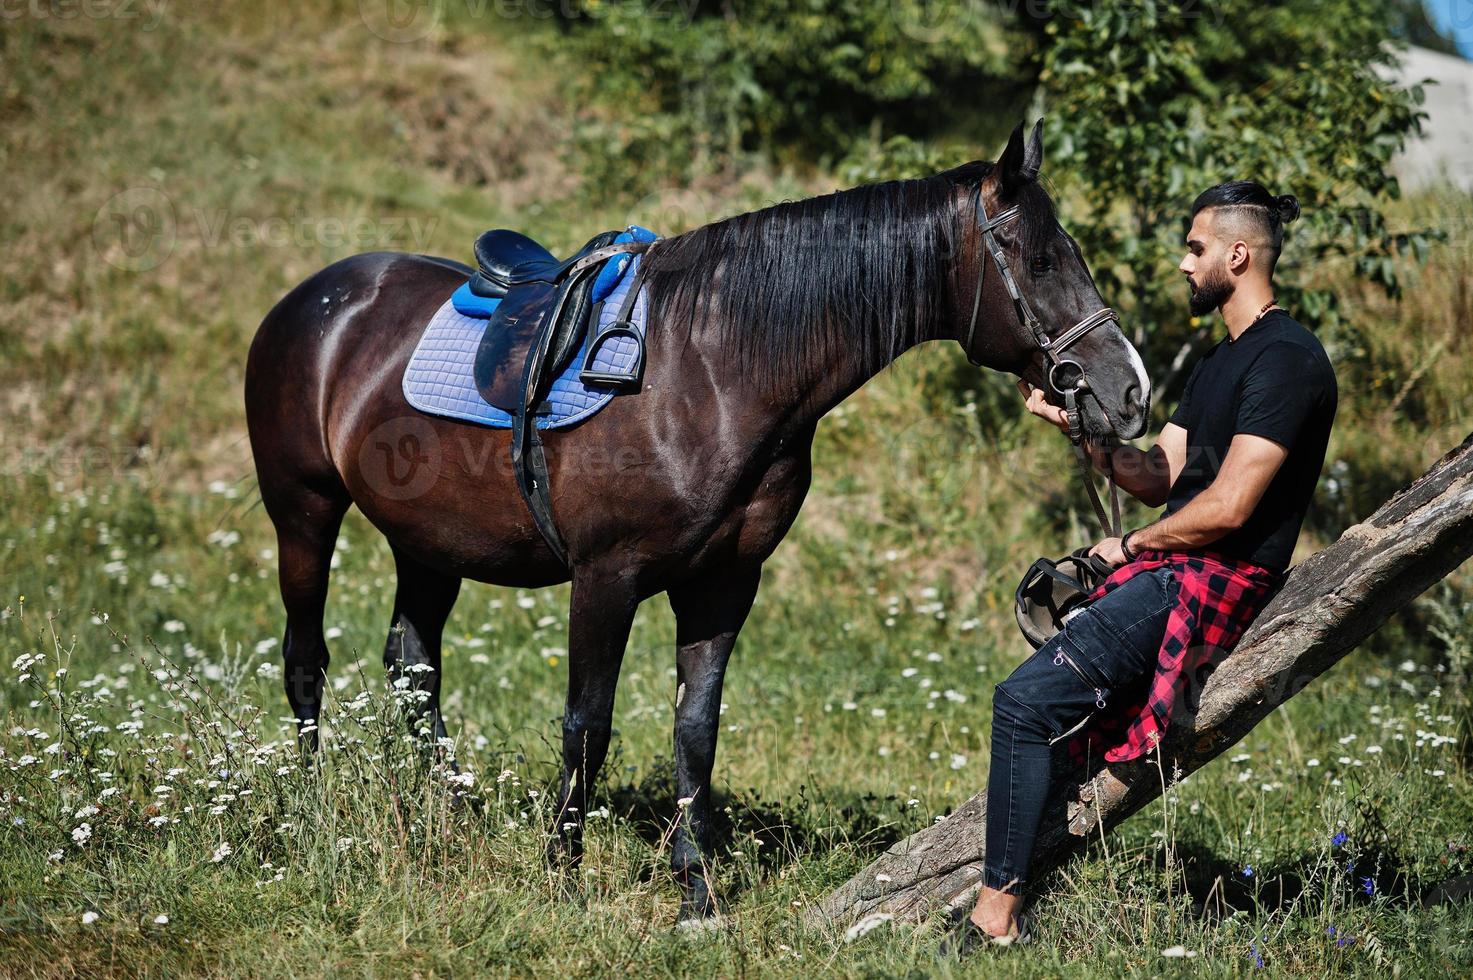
[1188,266,1233,317]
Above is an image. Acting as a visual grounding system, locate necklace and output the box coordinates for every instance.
[1230,300,1278,342]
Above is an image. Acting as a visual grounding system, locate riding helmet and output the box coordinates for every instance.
[1014,547,1117,650]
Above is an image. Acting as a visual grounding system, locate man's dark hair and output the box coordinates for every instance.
[1191,180,1301,273]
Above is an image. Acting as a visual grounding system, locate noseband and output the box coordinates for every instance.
[962,184,1123,538]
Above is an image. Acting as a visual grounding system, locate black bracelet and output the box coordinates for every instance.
[1121,529,1141,561]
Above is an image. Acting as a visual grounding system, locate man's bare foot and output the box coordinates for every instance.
[969,884,1025,938]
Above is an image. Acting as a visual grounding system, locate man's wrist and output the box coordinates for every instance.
[1121,527,1144,561]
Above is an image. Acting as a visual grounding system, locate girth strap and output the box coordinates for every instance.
[510,238,657,569]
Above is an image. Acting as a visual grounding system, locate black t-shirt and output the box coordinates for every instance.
[1165,311,1338,573]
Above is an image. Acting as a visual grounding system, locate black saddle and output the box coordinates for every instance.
[468,230,586,300]
[472,230,618,411]
[466,227,654,569]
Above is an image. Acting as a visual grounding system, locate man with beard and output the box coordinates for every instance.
[944,181,1337,954]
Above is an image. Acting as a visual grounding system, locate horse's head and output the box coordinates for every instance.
[957,121,1150,443]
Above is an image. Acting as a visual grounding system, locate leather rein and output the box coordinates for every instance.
[962,184,1124,539]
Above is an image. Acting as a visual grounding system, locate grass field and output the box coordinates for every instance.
[2,5,1472,976]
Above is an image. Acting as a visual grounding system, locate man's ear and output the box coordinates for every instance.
[998,119,1043,197]
[1228,239,1251,275]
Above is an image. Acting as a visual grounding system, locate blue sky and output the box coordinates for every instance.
[1426,0,1473,56]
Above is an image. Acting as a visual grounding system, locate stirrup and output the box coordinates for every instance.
[579,321,644,386]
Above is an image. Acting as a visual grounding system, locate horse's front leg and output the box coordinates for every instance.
[666,565,762,921]
[550,564,639,868]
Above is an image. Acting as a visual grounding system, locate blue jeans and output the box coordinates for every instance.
[983,565,1179,893]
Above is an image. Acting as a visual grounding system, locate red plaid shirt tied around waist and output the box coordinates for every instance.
[1071,549,1282,764]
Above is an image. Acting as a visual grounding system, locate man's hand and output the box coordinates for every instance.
[1089,536,1127,567]
[1016,380,1070,434]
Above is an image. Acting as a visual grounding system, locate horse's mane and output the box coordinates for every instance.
[640,161,1057,391]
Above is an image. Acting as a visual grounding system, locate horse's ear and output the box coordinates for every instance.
[1022,118,1044,181]
[997,120,1039,198]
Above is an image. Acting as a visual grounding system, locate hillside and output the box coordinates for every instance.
[1,5,1470,976]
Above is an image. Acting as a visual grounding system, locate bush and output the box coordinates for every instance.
[551,0,1024,189]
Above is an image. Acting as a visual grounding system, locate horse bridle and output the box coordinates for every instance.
[962,183,1124,538]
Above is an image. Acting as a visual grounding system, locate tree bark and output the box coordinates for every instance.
[813,431,1473,928]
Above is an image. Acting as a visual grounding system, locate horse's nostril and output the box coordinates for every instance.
[1124,383,1142,414]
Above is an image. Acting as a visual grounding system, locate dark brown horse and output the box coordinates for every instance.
[244,123,1150,920]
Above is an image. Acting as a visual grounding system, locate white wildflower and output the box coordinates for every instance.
[844,913,893,942]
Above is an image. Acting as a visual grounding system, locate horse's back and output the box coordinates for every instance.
[243,248,811,591]
[244,251,460,493]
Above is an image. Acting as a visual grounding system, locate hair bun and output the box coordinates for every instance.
[1275,194,1301,224]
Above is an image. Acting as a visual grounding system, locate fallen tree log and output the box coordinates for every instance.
[813,431,1473,928]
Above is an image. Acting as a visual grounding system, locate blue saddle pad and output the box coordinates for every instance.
[401,254,648,430]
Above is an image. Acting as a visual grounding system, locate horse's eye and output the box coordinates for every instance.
[1031,254,1052,276]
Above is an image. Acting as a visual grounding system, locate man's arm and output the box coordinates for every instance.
[1101,432,1289,558]
[1017,380,1185,506]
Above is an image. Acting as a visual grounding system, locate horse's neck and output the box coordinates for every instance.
[761,334,937,446]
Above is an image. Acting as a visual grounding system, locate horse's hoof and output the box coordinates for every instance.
[544,836,582,870]
[676,881,717,923]
[449,788,483,814]
[675,914,726,937]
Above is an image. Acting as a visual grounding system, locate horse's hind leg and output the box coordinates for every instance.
[383,548,462,746]
[263,484,349,752]
[666,565,761,921]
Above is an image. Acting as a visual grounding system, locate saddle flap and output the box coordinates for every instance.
[473,281,556,412]
[473,231,621,414]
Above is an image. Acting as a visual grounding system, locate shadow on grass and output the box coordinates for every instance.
[600,758,925,902]
[1156,836,1471,919]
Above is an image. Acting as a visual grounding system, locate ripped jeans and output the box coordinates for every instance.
[983,565,1179,893]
